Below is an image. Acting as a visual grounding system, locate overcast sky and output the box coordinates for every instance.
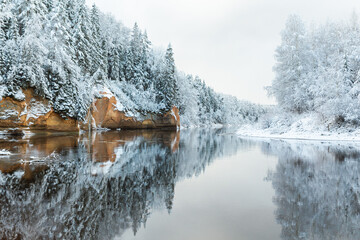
[86,0,360,104]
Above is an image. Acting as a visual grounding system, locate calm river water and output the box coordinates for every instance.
[0,128,359,239]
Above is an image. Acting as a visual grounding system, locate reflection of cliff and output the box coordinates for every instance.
[0,130,180,176]
[265,140,360,240]
[0,133,79,180]
[0,128,244,239]
[87,130,181,163]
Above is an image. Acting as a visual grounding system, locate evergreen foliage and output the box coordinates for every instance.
[0,0,261,125]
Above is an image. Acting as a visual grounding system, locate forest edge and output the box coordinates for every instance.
[0,88,180,131]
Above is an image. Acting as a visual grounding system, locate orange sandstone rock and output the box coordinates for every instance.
[31,110,79,131]
[83,96,180,130]
[0,89,180,131]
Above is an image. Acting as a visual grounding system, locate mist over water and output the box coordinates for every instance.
[0,129,359,239]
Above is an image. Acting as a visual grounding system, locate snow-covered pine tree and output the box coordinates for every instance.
[16,14,50,98]
[16,0,48,36]
[0,0,9,12]
[45,0,79,100]
[65,0,77,25]
[90,4,106,74]
[0,19,5,45]
[7,15,19,41]
[177,73,200,126]
[0,17,5,81]
[0,49,5,83]
[3,0,50,99]
[72,0,93,74]
[0,11,17,84]
[159,44,178,110]
[141,31,151,90]
[127,23,146,89]
[108,46,120,80]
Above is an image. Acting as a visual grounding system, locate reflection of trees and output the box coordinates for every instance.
[266,141,360,240]
[0,128,245,239]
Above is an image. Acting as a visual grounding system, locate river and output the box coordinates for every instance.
[0,128,359,239]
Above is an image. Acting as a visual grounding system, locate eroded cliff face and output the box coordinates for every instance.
[0,89,79,131]
[0,89,180,131]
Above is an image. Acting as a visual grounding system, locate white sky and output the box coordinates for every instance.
[86,0,360,104]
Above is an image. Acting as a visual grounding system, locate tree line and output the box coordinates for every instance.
[0,0,263,125]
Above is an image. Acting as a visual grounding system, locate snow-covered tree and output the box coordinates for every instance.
[271,15,312,113]
[0,0,258,125]
[270,13,360,125]
[157,44,178,110]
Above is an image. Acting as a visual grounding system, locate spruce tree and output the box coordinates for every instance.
[108,46,120,80]
[127,23,146,89]
[44,0,54,13]
[161,44,178,110]
[90,4,106,74]
[141,31,152,90]
[8,17,19,41]
[16,0,48,36]
[0,19,5,45]
[45,0,78,101]
[72,0,93,74]
[0,49,6,82]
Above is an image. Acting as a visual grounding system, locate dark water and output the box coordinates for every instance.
[0,129,360,239]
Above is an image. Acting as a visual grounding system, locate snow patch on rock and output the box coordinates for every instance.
[0,85,6,102]
[97,86,114,99]
[0,149,11,155]
[26,98,52,121]
[91,161,113,175]
[171,109,177,121]
[14,89,25,101]
[113,100,125,112]
[0,109,18,120]
[13,170,25,179]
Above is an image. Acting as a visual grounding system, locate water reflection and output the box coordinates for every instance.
[4,129,359,239]
[0,129,246,240]
[263,140,360,240]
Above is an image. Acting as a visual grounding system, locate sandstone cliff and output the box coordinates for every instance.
[0,89,180,131]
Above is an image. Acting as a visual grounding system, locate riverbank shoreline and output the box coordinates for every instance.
[237,126,360,143]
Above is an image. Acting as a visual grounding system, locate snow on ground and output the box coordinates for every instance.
[13,89,25,101]
[170,108,177,121]
[237,123,360,142]
[0,149,11,155]
[93,85,114,99]
[13,170,24,179]
[25,99,52,121]
[0,109,18,120]
[238,113,360,142]
[238,127,360,142]
[91,161,113,175]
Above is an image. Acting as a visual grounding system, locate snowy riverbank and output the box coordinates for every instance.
[237,127,360,142]
[237,112,360,142]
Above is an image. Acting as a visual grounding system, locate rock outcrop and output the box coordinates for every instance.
[0,89,180,131]
[0,89,79,131]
